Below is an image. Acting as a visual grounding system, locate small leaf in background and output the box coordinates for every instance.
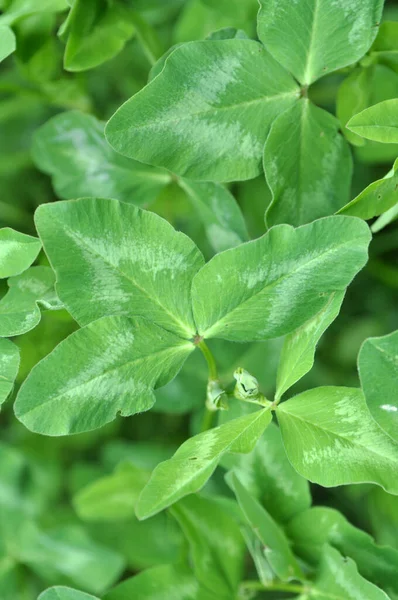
[241,527,274,586]
[61,0,135,71]
[15,316,194,435]
[371,201,398,233]
[0,227,41,278]
[0,338,20,407]
[0,26,16,62]
[35,198,204,338]
[370,21,398,74]
[223,422,311,524]
[337,68,372,147]
[192,216,370,342]
[338,158,398,220]
[308,545,390,600]
[347,99,398,143]
[277,387,398,494]
[257,0,384,85]
[171,495,245,597]
[286,506,398,599]
[73,462,149,521]
[103,563,213,600]
[359,329,398,442]
[0,0,67,26]
[32,111,172,207]
[179,179,248,253]
[232,475,302,581]
[0,266,61,337]
[105,40,299,182]
[264,100,352,227]
[136,408,272,519]
[276,291,345,401]
[38,587,99,600]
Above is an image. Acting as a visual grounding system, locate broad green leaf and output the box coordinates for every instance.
[105,40,299,182]
[232,475,302,581]
[38,588,99,600]
[287,506,398,599]
[32,112,172,206]
[15,315,194,435]
[136,407,272,519]
[347,99,398,143]
[265,100,352,226]
[0,0,67,26]
[171,495,245,596]
[359,330,398,441]
[372,201,398,232]
[276,291,345,400]
[35,198,204,338]
[179,179,249,253]
[277,386,398,494]
[192,216,371,342]
[337,68,372,147]
[0,338,19,406]
[73,462,149,521]
[0,26,15,62]
[0,266,61,337]
[103,564,214,600]
[0,227,41,278]
[257,0,384,85]
[300,546,390,600]
[338,158,398,219]
[62,0,135,71]
[223,422,311,524]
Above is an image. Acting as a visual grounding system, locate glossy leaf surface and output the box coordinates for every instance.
[347,99,398,143]
[0,228,41,279]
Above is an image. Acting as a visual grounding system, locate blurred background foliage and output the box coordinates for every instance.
[1,0,398,598]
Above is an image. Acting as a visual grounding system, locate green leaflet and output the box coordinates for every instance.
[0,26,15,62]
[0,338,20,407]
[223,422,311,524]
[359,330,398,441]
[0,0,67,26]
[347,99,398,143]
[264,100,352,227]
[371,21,398,73]
[32,112,172,206]
[38,588,99,600]
[73,462,150,521]
[0,227,41,278]
[276,387,398,494]
[103,564,214,600]
[371,201,398,232]
[337,68,372,147]
[136,408,272,519]
[286,506,398,598]
[171,495,245,597]
[232,476,302,582]
[35,198,204,338]
[14,316,194,435]
[299,546,390,600]
[61,0,135,71]
[105,39,299,182]
[192,216,370,342]
[257,0,384,85]
[338,158,398,219]
[179,179,249,253]
[276,291,345,400]
[0,266,61,337]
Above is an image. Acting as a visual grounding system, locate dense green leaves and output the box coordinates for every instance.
[277,387,398,493]
[257,0,384,85]
[0,266,60,337]
[359,330,398,441]
[0,0,67,26]
[105,39,299,182]
[232,476,302,581]
[0,26,15,62]
[32,112,172,206]
[265,101,352,226]
[136,408,272,519]
[15,316,194,435]
[192,216,370,342]
[35,198,204,338]
[0,338,19,406]
[0,228,41,278]
[39,588,99,600]
[276,292,345,400]
[347,99,398,143]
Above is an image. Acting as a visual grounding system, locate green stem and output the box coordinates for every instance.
[198,340,218,381]
[240,580,307,595]
[200,406,215,433]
